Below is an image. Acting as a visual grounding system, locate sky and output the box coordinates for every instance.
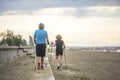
[0,0,120,46]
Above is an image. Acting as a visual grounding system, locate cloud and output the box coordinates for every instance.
[33,6,120,17]
[1,11,29,15]
[0,0,120,13]
[32,7,77,16]
[0,0,120,17]
[1,6,120,17]
[70,6,120,17]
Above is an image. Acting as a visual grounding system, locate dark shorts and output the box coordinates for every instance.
[36,44,46,57]
[56,49,63,56]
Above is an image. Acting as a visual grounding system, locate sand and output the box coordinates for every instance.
[0,55,35,80]
[0,49,120,80]
[50,49,120,80]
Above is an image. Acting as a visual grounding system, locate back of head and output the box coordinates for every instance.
[56,34,62,40]
[39,23,44,29]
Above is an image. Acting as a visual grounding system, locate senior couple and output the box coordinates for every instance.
[34,23,65,70]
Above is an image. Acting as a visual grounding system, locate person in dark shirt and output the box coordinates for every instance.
[54,34,65,70]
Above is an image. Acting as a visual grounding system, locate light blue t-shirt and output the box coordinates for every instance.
[34,29,48,44]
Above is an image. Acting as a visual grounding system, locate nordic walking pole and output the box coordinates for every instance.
[49,41,53,62]
[50,46,52,62]
[34,51,36,70]
[64,49,67,68]
[35,53,37,70]
[34,40,37,71]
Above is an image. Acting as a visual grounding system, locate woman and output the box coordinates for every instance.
[54,34,65,70]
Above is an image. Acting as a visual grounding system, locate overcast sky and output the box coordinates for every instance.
[0,0,120,46]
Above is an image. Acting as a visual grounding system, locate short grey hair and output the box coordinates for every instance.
[39,23,44,29]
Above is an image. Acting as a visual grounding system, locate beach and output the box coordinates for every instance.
[0,49,120,80]
[50,49,120,80]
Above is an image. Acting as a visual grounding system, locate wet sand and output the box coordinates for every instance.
[0,49,120,80]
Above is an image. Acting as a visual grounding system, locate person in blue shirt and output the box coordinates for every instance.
[34,23,49,70]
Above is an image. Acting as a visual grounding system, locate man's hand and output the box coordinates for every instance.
[34,39,36,44]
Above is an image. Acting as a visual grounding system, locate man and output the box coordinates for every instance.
[34,23,49,70]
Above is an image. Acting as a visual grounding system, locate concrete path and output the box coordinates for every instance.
[30,57,55,80]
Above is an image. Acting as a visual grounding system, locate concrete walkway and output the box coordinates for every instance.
[30,57,55,80]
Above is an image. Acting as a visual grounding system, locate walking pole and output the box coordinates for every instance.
[49,41,53,62]
[64,49,67,68]
[34,51,37,71]
[50,46,52,62]
[34,41,37,71]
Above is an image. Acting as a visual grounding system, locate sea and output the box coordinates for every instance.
[66,46,120,53]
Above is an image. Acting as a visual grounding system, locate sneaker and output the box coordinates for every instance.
[57,66,60,70]
[41,65,44,69]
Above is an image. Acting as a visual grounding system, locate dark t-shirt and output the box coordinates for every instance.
[55,39,64,55]
[55,39,63,50]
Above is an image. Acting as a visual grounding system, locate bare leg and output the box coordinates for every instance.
[56,56,59,66]
[56,55,63,70]
[41,57,44,69]
[37,57,41,69]
[59,55,63,69]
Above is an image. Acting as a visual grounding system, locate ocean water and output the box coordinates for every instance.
[66,46,120,53]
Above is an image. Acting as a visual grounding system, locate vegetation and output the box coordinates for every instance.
[0,30,27,46]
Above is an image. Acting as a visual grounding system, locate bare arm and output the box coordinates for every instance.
[53,41,56,47]
[63,41,66,49]
[34,38,36,44]
[46,37,49,45]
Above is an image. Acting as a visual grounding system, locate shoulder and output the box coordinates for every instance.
[41,30,47,33]
[35,30,39,32]
[61,40,64,43]
[61,39,64,42]
[43,30,47,33]
[34,30,38,34]
[55,40,57,42]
